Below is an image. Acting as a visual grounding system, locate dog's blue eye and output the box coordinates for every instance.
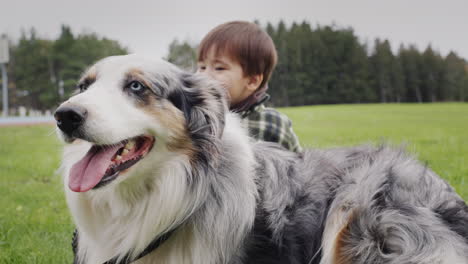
[129,81,145,92]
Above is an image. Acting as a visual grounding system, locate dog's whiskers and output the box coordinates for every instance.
[46,128,57,137]
[307,245,323,264]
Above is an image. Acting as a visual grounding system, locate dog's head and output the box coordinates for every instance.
[55,54,227,193]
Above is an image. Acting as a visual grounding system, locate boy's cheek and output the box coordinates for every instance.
[213,77,230,89]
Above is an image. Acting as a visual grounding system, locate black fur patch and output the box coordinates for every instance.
[167,89,193,121]
[434,200,468,244]
[244,194,328,264]
[167,76,205,122]
[243,153,333,264]
[181,74,194,89]
[243,206,292,264]
[371,168,396,210]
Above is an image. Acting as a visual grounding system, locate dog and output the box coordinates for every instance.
[55,54,468,264]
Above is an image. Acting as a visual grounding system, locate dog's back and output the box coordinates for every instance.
[244,143,468,264]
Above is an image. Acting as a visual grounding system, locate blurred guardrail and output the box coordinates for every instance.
[0,116,55,126]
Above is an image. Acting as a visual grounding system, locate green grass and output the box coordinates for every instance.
[0,103,467,263]
[0,126,72,263]
[280,103,468,200]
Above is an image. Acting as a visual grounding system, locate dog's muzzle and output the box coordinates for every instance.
[54,105,88,137]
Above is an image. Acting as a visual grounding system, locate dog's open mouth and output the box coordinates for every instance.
[68,136,155,192]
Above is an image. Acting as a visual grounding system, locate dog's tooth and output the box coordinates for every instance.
[122,149,129,156]
[115,155,122,161]
[125,141,135,150]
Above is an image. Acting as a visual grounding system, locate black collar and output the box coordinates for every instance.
[72,228,176,264]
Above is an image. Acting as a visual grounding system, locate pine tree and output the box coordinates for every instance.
[370,39,394,102]
[420,45,443,102]
[444,52,467,101]
[166,39,197,72]
[399,45,423,103]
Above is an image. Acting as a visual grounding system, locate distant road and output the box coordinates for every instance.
[0,116,55,127]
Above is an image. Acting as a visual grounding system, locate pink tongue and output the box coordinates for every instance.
[69,144,124,192]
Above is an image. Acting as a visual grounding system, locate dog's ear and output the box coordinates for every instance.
[168,73,227,160]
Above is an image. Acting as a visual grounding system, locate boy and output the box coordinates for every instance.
[196,21,302,152]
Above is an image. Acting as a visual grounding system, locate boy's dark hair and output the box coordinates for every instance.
[198,21,277,91]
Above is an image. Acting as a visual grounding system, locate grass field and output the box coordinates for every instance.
[281,103,468,200]
[0,103,467,263]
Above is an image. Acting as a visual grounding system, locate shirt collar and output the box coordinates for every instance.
[238,94,270,117]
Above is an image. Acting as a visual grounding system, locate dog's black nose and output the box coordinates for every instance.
[54,106,88,135]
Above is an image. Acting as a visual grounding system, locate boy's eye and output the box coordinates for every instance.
[215,67,225,71]
[198,66,206,70]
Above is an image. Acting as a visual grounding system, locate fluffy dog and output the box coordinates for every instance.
[55,54,468,264]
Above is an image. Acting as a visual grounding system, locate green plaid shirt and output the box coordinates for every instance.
[239,104,302,153]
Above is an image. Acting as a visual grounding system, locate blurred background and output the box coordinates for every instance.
[0,0,467,114]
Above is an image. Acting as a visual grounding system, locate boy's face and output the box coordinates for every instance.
[197,48,259,106]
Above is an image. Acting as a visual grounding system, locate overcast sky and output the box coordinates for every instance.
[1,0,467,60]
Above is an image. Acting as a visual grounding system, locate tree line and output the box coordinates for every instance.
[1,25,127,112]
[1,22,467,112]
[167,21,468,107]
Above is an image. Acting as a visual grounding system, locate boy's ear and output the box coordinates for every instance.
[246,74,264,92]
